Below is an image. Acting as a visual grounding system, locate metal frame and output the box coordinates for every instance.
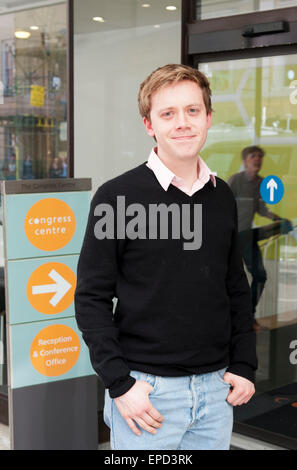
[182,1,297,66]
[192,44,297,66]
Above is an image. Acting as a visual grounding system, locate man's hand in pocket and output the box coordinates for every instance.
[114,380,165,436]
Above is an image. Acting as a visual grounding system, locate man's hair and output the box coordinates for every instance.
[138,64,213,122]
[241,146,265,160]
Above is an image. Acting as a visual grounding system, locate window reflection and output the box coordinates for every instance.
[0,3,67,182]
[200,55,297,444]
[227,145,293,332]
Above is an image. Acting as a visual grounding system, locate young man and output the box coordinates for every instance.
[228,146,293,332]
[75,64,257,450]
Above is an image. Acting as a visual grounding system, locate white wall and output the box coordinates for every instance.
[74,21,181,194]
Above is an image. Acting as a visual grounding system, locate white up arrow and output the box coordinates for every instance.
[32,269,72,307]
[267,178,278,202]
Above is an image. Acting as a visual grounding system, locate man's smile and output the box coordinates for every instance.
[171,135,196,141]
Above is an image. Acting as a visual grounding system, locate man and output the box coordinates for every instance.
[75,64,257,450]
[228,146,292,331]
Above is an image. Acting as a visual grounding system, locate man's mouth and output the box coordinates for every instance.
[172,136,195,141]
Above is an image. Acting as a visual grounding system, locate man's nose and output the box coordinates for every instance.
[175,111,189,128]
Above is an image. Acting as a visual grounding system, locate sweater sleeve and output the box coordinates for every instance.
[225,197,258,383]
[74,184,136,398]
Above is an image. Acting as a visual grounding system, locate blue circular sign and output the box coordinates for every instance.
[260,175,284,205]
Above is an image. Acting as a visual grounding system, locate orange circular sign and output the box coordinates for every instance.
[30,324,80,377]
[24,198,76,251]
[27,262,76,315]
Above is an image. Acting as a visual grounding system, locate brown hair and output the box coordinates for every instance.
[241,146,265,160]
[138,64,213,122]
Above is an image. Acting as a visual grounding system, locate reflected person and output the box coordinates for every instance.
[23,155,34,179]
[49,156,63,178]
[227,146,292,332]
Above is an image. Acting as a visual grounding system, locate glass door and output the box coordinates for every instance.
[183,0,297,449]
[199,55,297,446]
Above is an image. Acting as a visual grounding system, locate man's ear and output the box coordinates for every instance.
[143,117,155,138]
[206,111,212,129]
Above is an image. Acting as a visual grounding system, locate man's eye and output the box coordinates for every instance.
[162,111,173,117]
[189,108,198,113]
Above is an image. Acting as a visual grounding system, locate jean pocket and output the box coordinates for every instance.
[145,373,159,394]
[130,370,159,394]
[215,367,230,387]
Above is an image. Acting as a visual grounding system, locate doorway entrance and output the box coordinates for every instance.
[183,0,297,449]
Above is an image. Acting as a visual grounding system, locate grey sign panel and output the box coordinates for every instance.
[1,178,97,449]
[11,376,98,450]
[1,178,91,195]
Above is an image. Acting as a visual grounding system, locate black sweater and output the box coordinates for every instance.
[75,162,257,398]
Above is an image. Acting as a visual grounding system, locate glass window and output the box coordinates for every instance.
[0,1,67,396]
[197,0,297,20]
[0,3,68,182]
[199,55,297,444]
[73,0,181,192]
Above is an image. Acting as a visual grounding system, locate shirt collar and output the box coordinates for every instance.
[146,147,216,191]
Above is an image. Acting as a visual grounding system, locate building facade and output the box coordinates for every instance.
[0,0,297,450]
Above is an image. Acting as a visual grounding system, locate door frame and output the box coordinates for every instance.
[182,1,297,66]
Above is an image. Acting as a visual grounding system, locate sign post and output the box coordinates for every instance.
[1,178,98,450]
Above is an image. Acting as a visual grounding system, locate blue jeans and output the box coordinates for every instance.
[103,367,233,450]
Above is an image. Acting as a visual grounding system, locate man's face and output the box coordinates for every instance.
[143,80,212,162]
[243,151,263,174]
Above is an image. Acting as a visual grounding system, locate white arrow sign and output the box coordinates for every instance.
[267,178,278,202]
[32,269,72,307]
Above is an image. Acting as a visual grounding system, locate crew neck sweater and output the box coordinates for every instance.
[75,162,257,399]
